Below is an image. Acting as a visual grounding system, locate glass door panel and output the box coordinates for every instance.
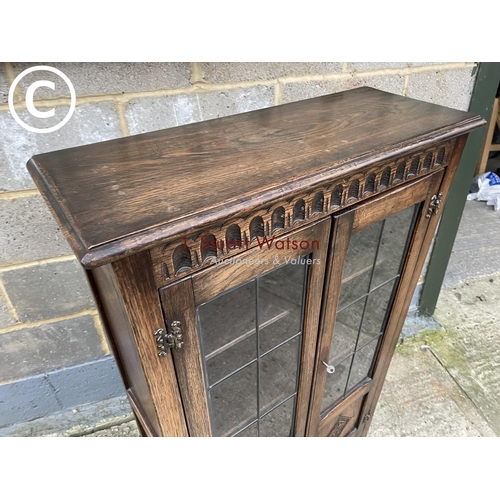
[199,282,257,385]
[162,218,330,437]
[320,204,418,414]
[197,260,307,436]
[338,221,383,309]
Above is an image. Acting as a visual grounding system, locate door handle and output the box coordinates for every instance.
[322,361,335,374]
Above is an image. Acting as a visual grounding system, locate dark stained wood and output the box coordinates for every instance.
[126,389,158,437]
[149,138,456,287]
[357,137,467,437]
[308,169,444,436]
[26,87,484,269]
[24,87,483,438]
[318,383,370,437]
[90,264,161,436]
[350,171,445,234]
[306,212,354,436]
[160,278,212,436]
[163,219,330,437]
[111,251,188,436]
[191,220,329,306]
[293,219,330,436]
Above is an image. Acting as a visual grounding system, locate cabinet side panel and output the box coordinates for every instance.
[91,265,162,436]
[111,252,188,436]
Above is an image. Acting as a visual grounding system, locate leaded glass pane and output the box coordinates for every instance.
[197,259,308,436]
[198,282,256,385]
[234,422,258,437]
[259,262,306,353]
[260,397,296,437]
[211,362,258,437]
[357,279,396,348]
[260,336,300,411]
[346,336,380,393]
[321,355,352,412]
[329,297,366,364]
[338,221,383,309]
[371,205,416,288]
[321,204,418,414]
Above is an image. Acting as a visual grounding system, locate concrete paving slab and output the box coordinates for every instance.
[84,420,140,437]
[432,273,500,435]
[370,272,500,437]
[369,334,496,437]
[443,200,500,288]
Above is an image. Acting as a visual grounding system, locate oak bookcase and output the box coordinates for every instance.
[27,88,484,436]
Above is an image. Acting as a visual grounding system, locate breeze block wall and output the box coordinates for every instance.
[0,62,477,426]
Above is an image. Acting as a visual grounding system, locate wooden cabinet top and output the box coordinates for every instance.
[27,87,484,268]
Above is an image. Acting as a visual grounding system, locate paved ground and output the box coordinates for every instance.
[370,272,499,436]
[2,199,498,437]
[370,198,500,436]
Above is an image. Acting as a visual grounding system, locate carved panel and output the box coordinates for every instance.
[325,395,365,437]
[329,415,351,437]
[151,140,455,287]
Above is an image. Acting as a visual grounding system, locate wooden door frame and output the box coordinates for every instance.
[160,218,331,436]
[306,170,445,436]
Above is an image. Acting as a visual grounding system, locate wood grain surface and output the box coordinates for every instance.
[26,87,484,268]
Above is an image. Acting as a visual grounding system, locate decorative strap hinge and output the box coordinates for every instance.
[425,192,443,218]
[154,320,183,357]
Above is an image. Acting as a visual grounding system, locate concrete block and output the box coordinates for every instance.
[0,196,73,266]
[348,62,409,71]
[0,357,125,430]
[11,63,191,99]
[408,62,448,67]
[0,374,61,427]
[347,62,451,72]
[0,101,122,191]
[200,63,343,83]
[0,293,16,328]
[126,93,201,135]
[0,315,104,381]
[47,356,125,408]
[126,87,274,135]
[281,75,405,104]
[197,86,274,120]
[406,67,476,111]
[0,65,8,104]
[2,260,95,322]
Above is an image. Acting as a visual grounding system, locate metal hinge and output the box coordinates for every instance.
[363,411,372,423]
[154,320,184,357]
[425,192,443,218]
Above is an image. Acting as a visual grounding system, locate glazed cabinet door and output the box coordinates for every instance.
[159,219,330,436]
[307,169,445,437]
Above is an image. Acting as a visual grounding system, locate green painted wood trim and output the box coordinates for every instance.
[419,62,500,316]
